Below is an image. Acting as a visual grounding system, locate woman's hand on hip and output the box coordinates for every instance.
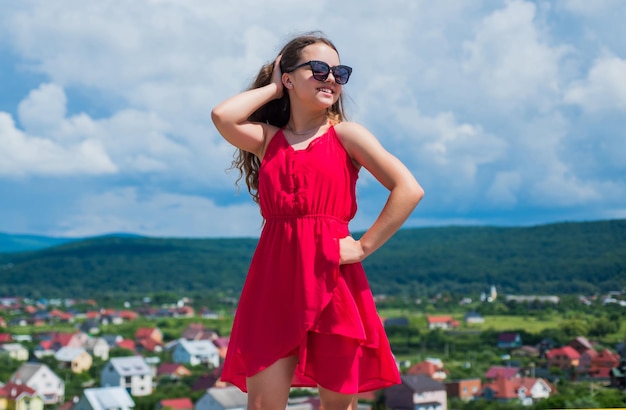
[339,236,365,265]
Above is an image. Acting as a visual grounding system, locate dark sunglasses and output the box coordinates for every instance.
[287,60,352,85]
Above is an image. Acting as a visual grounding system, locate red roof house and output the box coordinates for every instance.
[407,360,448,381]
[157,397,194,410]
[426,315,459,330]
[546,346,581,370]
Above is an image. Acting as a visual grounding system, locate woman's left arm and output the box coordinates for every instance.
[335,122,424,264]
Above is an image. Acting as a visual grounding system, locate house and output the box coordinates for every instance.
[213,337,229,361]
[464,311,484,324]
[173,338,220,368]
[33,340,56,358]
[117,310,139,321]
[134,327,163,353]
[195,386,247,410]
[0,343,29,361]
[497,332,522,349]
[191,372,219,392]
[384,317,410,328]
[156,397,194,410]
[116,339,137,352]
[406,359,448,381]
[478,376,554,405]
[49,331,89,350]
[484,366,521,380]
[55,347,93,373]
[511,345,540,358]
[577,349,597,375]
[588,349,620,379]
[182,323,219,341]
[426,315,459,330]
[74,386,135,410]
[134,327,163,344]
[135,337,163,353]
[9,362,65,405]
[546,346,580,370]
[100,356,153,396]
[157,363,192,379]
[0,382,44,410]
[569,336,593,355]
[445,378,481,401]
[84,337,110,361]
[385,374,447,410]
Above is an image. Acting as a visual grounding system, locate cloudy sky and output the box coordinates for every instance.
[1,0,625,239]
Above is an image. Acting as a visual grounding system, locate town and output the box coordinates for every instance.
[1,289,626,410]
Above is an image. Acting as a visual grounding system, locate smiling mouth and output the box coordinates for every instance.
[318,87,334,94]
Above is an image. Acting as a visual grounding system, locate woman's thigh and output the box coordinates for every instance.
[318,386,358,410]
[246,355,298,410]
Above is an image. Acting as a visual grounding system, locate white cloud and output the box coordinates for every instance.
[55,187,263,238]
[0,112,116,176]
[0,0,625,237]
[462,0,568,105]
[17,83,67,134]
[564,55,626,112]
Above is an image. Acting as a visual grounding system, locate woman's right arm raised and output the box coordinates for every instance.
[211,57,283,157]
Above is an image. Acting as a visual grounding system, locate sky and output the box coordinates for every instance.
[1,0,625,239]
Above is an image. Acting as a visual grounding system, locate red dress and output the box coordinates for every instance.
[221,126,401,393]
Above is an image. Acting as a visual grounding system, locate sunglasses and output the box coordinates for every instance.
[287,60,353,85]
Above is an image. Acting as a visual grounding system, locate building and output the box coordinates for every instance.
[55,347,93,373]
[9,362,65,405]
[195,386,247,410]
[406,359,448,381]
[84,337,111,361]
[73,386,135,410]
[0,343,29,361]
[446,378,481,401]
[0,382,44,410]
[478,376,554,405]
[173,338,220,368]
[426,316,459,330]
[546,346,580,370]
[385,374,447,410]
[100,356,153,396]
[497,332,522,349]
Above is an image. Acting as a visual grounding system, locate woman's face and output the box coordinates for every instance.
[285,43,343,108]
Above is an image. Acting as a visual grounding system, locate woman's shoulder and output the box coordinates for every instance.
[333,121,378,148]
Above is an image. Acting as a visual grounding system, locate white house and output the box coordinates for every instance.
[195,386,247,410]
[100,356,153,397]
[173,338,220,368]
[73,386,135,410]
[0,343,29,361]
[84,337,110,361]
[9,362,65,405]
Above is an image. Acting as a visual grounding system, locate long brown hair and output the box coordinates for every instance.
[230,32,349,204]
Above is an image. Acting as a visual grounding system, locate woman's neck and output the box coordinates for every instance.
[286,116,328,136]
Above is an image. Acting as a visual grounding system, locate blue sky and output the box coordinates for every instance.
[1,0,625,238]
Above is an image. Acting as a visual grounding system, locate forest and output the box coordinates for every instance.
[0,219,625,299]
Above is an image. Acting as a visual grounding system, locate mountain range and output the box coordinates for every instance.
[1,219,624,299]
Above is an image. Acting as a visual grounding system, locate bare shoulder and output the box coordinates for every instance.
[334,121,386,159]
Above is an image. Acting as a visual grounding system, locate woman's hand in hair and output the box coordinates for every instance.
[271,55,284,99]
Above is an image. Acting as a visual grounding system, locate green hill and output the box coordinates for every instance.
[0,232,76,253]
[0,219,624,299]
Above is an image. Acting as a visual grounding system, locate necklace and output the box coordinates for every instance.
[286,119,327,136]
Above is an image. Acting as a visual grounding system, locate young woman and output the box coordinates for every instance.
[212,32,423,410]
